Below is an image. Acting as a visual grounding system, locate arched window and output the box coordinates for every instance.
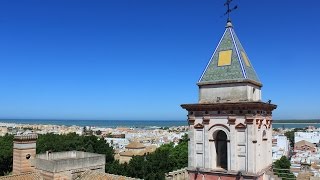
[262,130,267,140]
[215,130,228,169]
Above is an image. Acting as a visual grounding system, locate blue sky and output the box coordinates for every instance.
[0,0,319,120]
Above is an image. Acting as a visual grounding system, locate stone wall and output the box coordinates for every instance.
[165,168,188,180]
[12,134,38,174]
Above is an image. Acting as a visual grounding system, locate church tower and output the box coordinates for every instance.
[181,20,277,179]
[12,134,38,174]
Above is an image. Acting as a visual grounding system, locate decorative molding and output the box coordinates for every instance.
[181,102,277,112]
[208,124,230,132]
[188,116,195,125]
[202,116,210,125]
[194,123,204,129]
[245,116,254,124]
[228,116,236,125]
[235,123,246,129]
[258,119,264,129]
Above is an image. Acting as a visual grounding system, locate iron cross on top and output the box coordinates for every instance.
[224,0,238,21]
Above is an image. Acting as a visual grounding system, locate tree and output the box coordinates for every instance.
[274,156,295,180]
[96,130,102,135]
[105,134,188,180]
[284,131,295,147]
[284,128,305,148]
[0,134,13,176]
[37,133,114,164]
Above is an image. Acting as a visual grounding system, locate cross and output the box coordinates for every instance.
[224,0,238,22]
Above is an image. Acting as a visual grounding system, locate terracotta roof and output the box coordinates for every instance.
[125,141,145,149]
[295,140,315,148]
[0,172,43,180]
[119,151,134,157]
[145,145,157,153]
[297,172,313,180]
[78,170,140,180]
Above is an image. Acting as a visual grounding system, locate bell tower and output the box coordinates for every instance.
[181,20,277,179]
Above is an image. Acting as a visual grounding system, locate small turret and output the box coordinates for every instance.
[12,134,38,174]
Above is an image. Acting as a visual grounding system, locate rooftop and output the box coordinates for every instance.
[125,141,145,149]
[34,151,105,173]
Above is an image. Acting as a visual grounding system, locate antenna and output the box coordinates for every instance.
[223,0,238,22]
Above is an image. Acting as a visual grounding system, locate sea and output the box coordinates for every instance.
[0,119,319,129]
[0,119,187,128]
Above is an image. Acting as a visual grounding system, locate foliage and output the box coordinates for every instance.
[274,156,295,180]
[284,131,295,147]
[0,134,13,176]
[106,134,188,180]
[284,128,305,147]
[0,133,114,175]
[37,133,114,162]
[0,132,187,179]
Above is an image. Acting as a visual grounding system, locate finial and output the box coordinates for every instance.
[226,19,233,28]
[224,0,238,23]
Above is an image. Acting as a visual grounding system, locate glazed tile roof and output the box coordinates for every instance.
[199,21,261,86]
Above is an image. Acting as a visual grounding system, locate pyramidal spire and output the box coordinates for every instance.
[198,20,261,87]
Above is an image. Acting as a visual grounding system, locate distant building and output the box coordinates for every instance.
[0,126,8,136]
[294,140,316,152]
[105,137,129,150]
[272,135,290,161]
[295,132,320,144]
[117,141,157,164]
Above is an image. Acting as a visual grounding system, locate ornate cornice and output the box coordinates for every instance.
[245,115,254,124]
[181,102,277,112]
[235,123,246,129]
[194,123,204,129]
[188,115,195,125]
[228,116,236,125]
[202,116,210,125]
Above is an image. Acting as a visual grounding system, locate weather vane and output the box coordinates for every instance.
[224,0,238,22]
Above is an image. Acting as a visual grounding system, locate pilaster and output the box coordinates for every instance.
[203,115,210,169]
[228,116,237,171]
[188,114,195,168]
[245,115,254,173]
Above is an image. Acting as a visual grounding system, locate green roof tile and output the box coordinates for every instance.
[199,21,261,85]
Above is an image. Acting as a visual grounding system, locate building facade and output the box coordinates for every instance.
[181,20,277,180]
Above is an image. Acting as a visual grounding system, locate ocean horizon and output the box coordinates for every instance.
[1,119,320,129]
[0,119,187,128]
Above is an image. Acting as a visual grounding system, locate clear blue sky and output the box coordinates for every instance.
[0,0,319,120]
